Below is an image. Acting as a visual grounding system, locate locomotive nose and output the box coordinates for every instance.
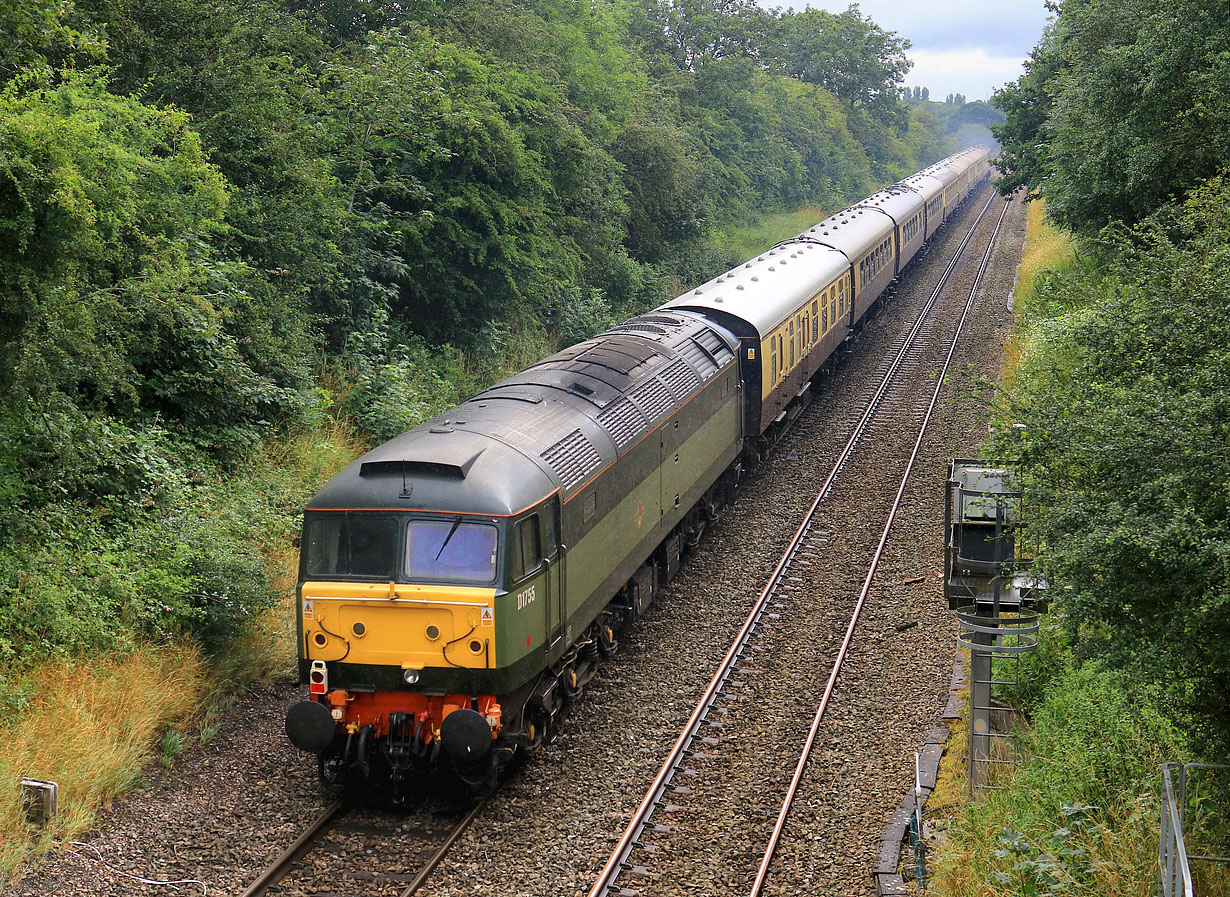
[286,700,336,753]
[439,708,494,764]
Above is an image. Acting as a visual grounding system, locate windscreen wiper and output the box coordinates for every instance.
[435,516,463,561]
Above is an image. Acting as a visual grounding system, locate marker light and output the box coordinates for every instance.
[309,659,327,695]
[403,669,421,685]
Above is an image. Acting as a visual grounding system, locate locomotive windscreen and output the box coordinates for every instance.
[304,515,398,578]
[406,519,498,583]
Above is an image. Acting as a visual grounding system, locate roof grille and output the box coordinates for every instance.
[616,323,667,336]
[697,329,735,367]
[629,378,674,423]
[658,358,702,398]
[541,429,603,490]
[597,399,647,451]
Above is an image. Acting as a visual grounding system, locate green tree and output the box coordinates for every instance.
[774,5,911,127]
[635,0,772,70]
[993,0,1230,232]
[0,0,106,81]
[0,73,306,504]
[991,178,1230,751]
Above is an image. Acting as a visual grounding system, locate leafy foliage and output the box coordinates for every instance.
[0,73,308,501]
[990,178,1230,752]
[992,0,1230,233]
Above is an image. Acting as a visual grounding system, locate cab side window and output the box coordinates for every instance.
[512,515,542,581]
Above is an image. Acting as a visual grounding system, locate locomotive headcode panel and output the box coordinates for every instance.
[285,147,991,797]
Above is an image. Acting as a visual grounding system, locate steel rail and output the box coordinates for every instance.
[399,799,487,896]
[239,799,345,897]
[749,196,1011,897]
[239,795,484,897]
[586,185,1001,897]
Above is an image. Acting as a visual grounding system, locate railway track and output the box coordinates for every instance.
[586,190,1012,897]
[239,797,484,897]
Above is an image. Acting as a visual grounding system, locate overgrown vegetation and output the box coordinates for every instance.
[928,2,1230,889]
[0,0,964,878]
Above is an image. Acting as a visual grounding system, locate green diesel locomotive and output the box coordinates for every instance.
[285,147,991,795]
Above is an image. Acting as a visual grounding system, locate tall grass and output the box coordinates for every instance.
[0,647,204,876]
[1000,200,1076,386]
[930,664,1184,896]
[713,205,830,262]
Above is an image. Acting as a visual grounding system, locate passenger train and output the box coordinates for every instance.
[285,147,992,795]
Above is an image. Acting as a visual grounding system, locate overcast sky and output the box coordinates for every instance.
[787,1,1053,101]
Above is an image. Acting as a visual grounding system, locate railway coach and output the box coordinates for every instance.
[285,146,990,797]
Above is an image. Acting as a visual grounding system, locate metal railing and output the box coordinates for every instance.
[1160,763,1230,897]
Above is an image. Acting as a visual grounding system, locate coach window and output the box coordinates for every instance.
[511,514,542,582]
[788,319,795,367]
[811,301,819,341]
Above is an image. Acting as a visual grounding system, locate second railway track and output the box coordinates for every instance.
[586,192,1013,897]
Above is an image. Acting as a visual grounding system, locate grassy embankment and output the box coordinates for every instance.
[0,204,841,881]
[713,205,830,262]
[0,419,364,877]
[926,201,1228,896]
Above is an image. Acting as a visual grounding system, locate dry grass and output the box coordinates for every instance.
[1001,200,1075,385]
[930,791,1161,897]
[928,652,970,816]
[0,418,366,882]
[0,646,205,879]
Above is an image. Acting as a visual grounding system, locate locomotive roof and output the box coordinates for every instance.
[307,311,738,516]
[659,239,851,338]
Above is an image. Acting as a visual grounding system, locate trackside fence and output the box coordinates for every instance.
[1160,763,1230,897]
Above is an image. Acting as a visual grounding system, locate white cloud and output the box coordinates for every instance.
[791,0,1050,55]
[905,48,1028,102]
[775,0,1050,98]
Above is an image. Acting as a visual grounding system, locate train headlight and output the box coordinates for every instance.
[403,669,421,685]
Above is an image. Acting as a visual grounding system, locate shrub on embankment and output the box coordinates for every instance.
[930,181,1230,894]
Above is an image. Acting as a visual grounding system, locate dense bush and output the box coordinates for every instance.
[992,0,1230,234]
[989,177,1230,753]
